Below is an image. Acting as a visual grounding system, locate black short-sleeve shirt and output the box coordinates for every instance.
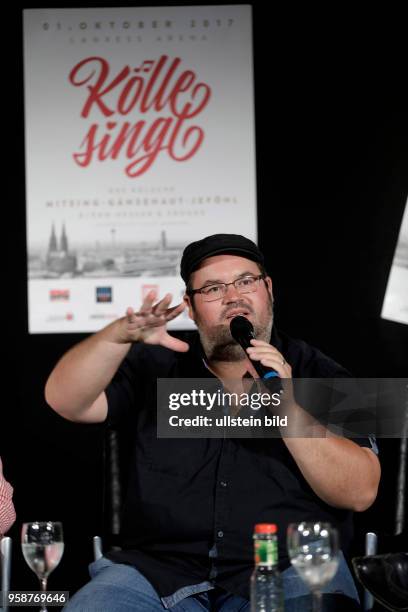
[105,327,375,600]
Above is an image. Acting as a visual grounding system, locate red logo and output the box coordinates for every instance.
[50,289,70,301]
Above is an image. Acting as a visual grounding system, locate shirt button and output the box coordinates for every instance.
[220,481,227,487]
[217,530,224,538]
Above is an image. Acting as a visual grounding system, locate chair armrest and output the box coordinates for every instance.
[93,535,103,561]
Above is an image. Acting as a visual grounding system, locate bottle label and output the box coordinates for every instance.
[254,539,278,566]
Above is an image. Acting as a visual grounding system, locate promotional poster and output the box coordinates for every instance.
[24,6,256,333]
[382,197,408,325]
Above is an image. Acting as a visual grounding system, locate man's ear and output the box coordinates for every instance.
[265,275,273,297]
[183,294,195,321]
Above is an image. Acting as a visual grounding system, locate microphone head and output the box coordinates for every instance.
[229,315,254,342]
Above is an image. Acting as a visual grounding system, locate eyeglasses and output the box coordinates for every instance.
[188,274,265,302]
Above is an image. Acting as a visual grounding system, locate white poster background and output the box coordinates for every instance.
[24,6,256,333]
[382,198,408,325]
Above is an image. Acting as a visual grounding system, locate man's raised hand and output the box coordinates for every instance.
[118,290,189,352]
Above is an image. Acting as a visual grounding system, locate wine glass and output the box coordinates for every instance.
[21,522,64,612]
[287,522,339,612]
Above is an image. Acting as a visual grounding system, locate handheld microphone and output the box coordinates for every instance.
[229,315,280,381]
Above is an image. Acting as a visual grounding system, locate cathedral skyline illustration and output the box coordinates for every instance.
[46,223,77,275]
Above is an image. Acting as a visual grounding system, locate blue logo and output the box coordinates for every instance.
[96,287,113,303]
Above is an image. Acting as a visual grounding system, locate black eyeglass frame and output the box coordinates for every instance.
[187,273,266,300]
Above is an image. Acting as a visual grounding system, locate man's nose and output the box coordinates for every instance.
[222,283,241,302]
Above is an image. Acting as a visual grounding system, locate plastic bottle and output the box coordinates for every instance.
[250,523,284,611]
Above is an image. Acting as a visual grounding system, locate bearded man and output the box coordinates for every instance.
[46,234,380,612]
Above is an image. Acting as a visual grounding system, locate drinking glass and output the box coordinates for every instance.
[21,522,64,612]
[287,522,339,612]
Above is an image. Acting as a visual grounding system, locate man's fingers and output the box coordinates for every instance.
[126,307,137,322]
[165,302,186,320]
[250,339,272,346]
[246,340,292,377]
[126,294,182,332]
[138,290,158,314]
[247,346,281,356]
[136,292,172,317]
[259,356,284,369]
[152,293,173,315]
[247,348,283,363]
[259,357,292,379]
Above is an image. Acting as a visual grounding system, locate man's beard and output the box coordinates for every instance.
[196,296,274,362]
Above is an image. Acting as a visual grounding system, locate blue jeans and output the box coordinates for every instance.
[64,553,360,611]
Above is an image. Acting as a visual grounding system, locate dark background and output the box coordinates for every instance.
[3,0,408,602]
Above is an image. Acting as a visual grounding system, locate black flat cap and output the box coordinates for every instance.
[180,234,264,283]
